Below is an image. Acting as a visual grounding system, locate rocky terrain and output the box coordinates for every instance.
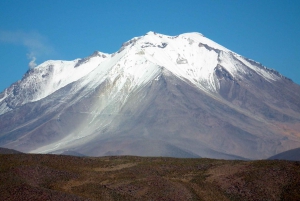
[1,151,299,201]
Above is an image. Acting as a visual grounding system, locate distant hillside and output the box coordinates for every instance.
[269,147,300,161]
[1,154,300,200]
[0,147,22,154]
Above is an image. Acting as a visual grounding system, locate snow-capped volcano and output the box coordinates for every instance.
[0,32,300,160]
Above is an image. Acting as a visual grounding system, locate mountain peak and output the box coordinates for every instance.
[0,32,299,160]
[146,31,156,35]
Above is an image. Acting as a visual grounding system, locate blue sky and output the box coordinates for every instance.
[0,0,299,92]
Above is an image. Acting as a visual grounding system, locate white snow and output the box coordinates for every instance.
[32,52,109,101]
[0,31,282,118]
[234,55,279,81]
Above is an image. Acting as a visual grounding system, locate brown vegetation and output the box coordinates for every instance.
[0,153,299,200]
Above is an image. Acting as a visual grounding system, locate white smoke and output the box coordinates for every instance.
[27,53,37,69]
[0,30,55,69]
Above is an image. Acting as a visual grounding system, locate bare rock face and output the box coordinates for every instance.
[0,32,299,160]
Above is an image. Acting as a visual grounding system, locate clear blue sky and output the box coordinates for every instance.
[0,0,299,92]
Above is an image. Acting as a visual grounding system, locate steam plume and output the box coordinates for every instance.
[27,54,37,69]
[0,30,55,69]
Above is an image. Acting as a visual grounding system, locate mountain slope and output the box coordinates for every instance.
[269,147,300,161]
[0,147,22,154]
[0,31,300,159]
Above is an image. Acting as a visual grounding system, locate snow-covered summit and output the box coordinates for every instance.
[113,31,280,94]
[0,31,285,115]
[0,51,109,114]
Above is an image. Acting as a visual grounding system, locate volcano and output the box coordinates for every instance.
[1,31,300,160]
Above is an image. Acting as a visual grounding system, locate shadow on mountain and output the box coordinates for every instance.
[269,147,300,161]
[0,147,22,154]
